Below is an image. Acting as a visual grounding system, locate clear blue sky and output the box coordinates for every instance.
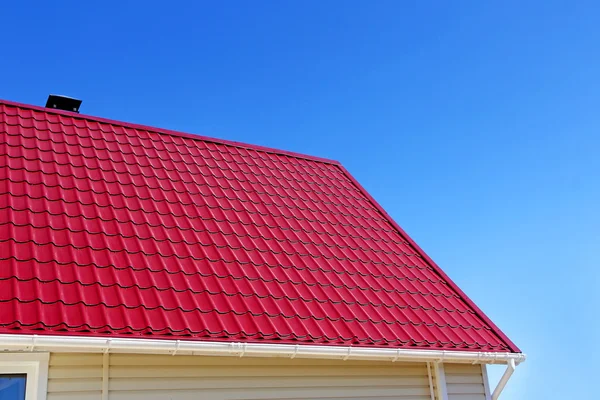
[3,1,599,398]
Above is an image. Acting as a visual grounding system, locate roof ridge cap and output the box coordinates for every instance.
[0,98,341,166]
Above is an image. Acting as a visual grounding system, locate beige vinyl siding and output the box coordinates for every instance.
[47,353,103,400]
[47,352,435,400]
[444,363,488,400]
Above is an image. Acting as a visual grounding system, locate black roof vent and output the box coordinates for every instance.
[45,95,82,113]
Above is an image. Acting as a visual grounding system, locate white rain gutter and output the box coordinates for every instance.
[0,334,525,365]
[491,358,516,399]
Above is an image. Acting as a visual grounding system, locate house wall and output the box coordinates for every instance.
[47,353,103,400]
[444,363,489,400]
[46,353,490,400]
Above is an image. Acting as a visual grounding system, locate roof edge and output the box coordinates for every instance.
[0,334,526,365]
[0,98,340,166]
[336,165,522,354]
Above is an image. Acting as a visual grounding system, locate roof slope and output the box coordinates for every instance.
[0,99,519,353]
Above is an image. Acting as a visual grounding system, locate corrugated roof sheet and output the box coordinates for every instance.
[0,99,519,353]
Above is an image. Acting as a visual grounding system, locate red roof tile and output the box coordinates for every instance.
[0,99,520,353]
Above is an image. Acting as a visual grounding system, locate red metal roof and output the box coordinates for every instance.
[0,99,520,353]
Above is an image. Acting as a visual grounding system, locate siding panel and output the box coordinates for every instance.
[47,353,435,400]
[445,364,486,400]
[48,354,102,400]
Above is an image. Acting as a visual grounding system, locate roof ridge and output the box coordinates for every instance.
[0,98,340,166]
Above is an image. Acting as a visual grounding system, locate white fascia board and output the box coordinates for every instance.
[0,334,526,365]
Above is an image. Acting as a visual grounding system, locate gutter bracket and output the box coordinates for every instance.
[290,345,299,359]
[172,340,180,356]
[343,347,352,361]
[28,335,37,352]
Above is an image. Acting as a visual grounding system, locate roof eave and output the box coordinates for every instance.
[0,334,526,365]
